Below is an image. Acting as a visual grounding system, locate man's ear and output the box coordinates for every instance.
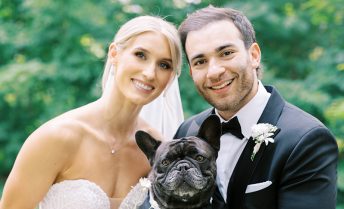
[249,43,261,70]
[135,131,161,166]
[108,43,118,65]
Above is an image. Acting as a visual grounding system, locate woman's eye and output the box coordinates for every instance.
[159,62,172,70]
[161,159,171,166]
[195,155,205,162]
[135,51,146,60]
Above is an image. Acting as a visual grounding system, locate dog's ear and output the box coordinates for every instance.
[197,115,221,153]
[135,130,161,166]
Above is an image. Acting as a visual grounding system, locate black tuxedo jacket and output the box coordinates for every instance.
[174,86,338,209]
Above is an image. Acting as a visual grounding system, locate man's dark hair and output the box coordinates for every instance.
[179,5,256,52]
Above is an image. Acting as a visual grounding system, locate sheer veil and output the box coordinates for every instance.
[106,66,184,140]
[139,76,184,139]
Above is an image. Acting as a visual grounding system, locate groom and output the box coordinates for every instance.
[174,6,338,209]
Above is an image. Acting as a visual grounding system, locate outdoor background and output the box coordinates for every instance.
[0,0,343,207]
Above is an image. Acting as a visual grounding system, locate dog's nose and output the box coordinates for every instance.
[177,162,190,171]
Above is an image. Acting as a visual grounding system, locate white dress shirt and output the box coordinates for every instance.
[215,81,271,201]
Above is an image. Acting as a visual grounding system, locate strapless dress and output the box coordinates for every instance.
[39,179,110,209]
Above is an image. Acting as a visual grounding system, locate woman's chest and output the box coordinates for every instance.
[62,142,150,196]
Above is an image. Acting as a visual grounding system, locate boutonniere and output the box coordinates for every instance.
[139,178,152,189]
[250,123,278,161]
[119,178,153,209]
[139,178,161,209]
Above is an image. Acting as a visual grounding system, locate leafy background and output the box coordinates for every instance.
[0,0,343,207]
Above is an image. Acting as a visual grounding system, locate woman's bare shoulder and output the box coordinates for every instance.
[4,110,90,185]
[27,110,88,152]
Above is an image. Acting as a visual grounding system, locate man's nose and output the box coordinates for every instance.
[206,58,225,79]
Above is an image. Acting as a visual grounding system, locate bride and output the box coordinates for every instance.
[0,15,183,209]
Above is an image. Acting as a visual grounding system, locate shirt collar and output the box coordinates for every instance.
[215,80,271,139]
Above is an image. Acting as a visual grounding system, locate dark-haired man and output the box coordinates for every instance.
[174,6,338,209]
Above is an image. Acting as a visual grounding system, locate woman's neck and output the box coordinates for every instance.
[97,88,142,140]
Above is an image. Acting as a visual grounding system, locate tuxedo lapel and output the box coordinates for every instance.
[185,108,213,137]
[186,120,200,136]
[226,86,285,209]
[257,86,285,125]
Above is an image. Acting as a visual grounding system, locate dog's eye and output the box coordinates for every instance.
[195,155,205,162]
[161,159,171,166]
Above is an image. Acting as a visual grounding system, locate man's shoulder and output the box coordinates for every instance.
[267,85,329,131]
[277,101,335,144]
[282,102,326,128]
[174,108,213,138]
[183,108,213,126]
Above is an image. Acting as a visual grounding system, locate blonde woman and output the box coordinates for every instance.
[0,15,183,209]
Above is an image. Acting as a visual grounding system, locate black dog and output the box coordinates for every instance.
[120,115,221,209]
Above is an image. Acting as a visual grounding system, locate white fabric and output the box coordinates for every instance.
[119,179,149,209]
[139,77,184,140]
[39,179,110,209]
[215,81,271,201]
[245,181,272,193]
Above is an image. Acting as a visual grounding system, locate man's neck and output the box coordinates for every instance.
[215,81,271,138]
[216,80,259,120]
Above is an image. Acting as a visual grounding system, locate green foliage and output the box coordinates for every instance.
[0,61,55,173]
[0,0,343,205]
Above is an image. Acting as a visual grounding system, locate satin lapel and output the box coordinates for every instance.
[226,86,285,209]
[257,86,285,125]
[186,120,200,136]
[185,108,214,137]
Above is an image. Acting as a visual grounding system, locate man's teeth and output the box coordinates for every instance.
[212,81,231,90]
[133,80,153,91]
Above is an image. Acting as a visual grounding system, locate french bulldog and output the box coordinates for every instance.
[120,115,221,209]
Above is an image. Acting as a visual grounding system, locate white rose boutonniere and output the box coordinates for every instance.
[250,123,278,161]
[139,178,152,189]
[119,178,152,209]
[140,178,161,209]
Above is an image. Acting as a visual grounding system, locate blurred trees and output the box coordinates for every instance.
[0,0,343,203]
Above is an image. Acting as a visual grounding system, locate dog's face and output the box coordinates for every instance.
[136,115,221,208]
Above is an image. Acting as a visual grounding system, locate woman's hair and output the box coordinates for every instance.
[101,16,182,91]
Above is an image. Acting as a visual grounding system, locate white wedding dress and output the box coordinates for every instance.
[39,179,110,209]
[39,74,184,209]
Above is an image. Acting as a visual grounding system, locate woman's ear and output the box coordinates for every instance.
[108,43,118,64]
[249,43,261,69]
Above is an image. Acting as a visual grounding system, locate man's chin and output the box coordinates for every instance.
[207,98,237,111]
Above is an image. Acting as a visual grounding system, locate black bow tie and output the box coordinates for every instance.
[221,116,245,139]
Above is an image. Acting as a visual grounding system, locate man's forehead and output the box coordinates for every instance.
[185,20,243,58]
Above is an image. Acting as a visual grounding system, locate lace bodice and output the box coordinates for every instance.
[39,179,110,209]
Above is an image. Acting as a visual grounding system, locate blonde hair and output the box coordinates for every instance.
[101,16,182,91]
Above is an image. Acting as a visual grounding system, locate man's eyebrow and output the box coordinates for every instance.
[190,53,205,62]
[189,44,235,62]
[216,44,234,52]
